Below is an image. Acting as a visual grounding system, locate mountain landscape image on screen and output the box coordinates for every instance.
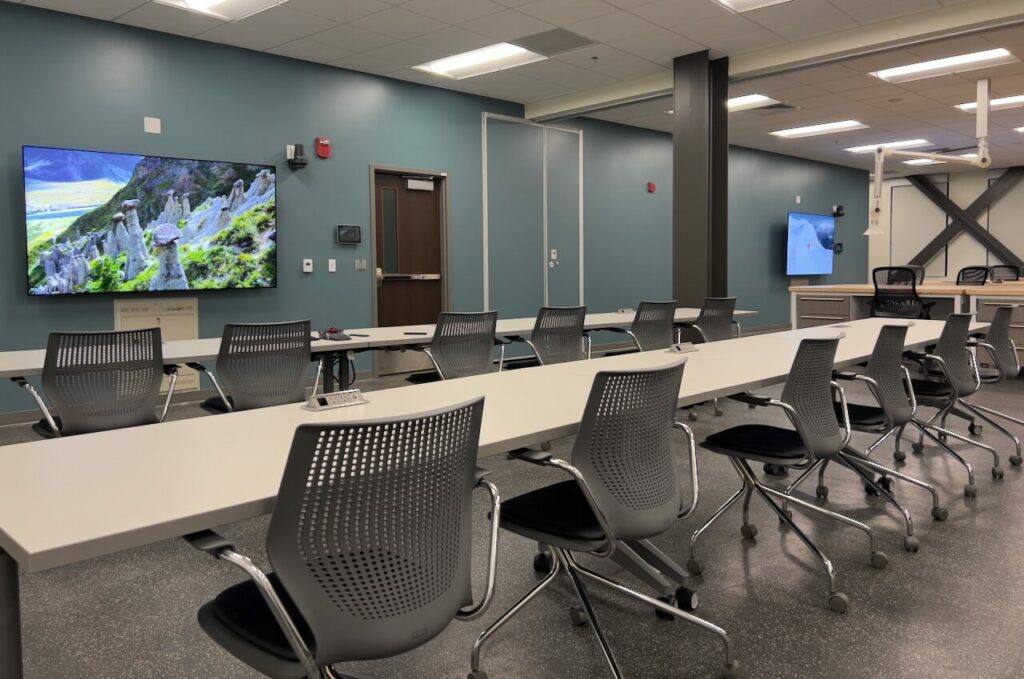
[24,146,277,295]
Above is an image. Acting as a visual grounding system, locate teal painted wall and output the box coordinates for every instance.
[728,146,869,328]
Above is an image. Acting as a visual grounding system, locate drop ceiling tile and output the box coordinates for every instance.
[402,0,506,23]
[629,0,732,26]
[515,58,619,89]
[554,43,664,78]
[196,21,290,51]
[307,23,397,52]
[786,63,862,85]
[760,83,832,101]
[330,53,404,75]
[566,10,659,42]
[22,0,145,20]
[237,6,334,39]
[360,41,448,69]
[116,2,224,37]
[460,9,555,40]
[826,0,940,25]
[516,0,619,26]
[285,0,390,23]
[604,28,703,65]
[817,74,887,93]
[744,0,858,40]
[267,37,352,63]
[906,34,998,60]
[916,81,985,104]
[493,0,534,6]
[411,26,495,52]
[604,0,654,7]
[347,7,449,40]
[672,15,785,54]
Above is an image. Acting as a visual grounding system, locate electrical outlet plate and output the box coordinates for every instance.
[302,258,313,273]
[328,259,337,273]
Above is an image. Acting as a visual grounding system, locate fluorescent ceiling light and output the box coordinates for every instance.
[956,94,1024,111]
[770,120,867,139]
[413,43,545,80]
[845,139,929,153]
[665,109,674,115]
[154,0,287,20]
[960,152,978,158]
[713,0,793,11]
[727,94,781,111]
[871,48,1017,83]
[1016,127,1024,133]
[904,158,945,166]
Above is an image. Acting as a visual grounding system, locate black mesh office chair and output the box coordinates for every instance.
[190,321,311,413]
[525,306,589,365]
[424,311,502,379]
[869,266,934,318]
[784,324,948,552]
[15,328,177,437]
[470,361,739,679]
[686,337,888,614]
[906,264,926,284]
[187,399,500,679]
[956,266,990,285]
[678,297,740,419]
[620,300,677,351]
[903,313,1002,496]
[954,306,1023,465]
[989,265,1020,282]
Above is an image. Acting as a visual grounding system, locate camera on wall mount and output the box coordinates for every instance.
[832,204,844,217]
[286,143,308,170]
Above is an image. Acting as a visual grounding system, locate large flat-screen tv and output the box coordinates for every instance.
[24,146,277,295]
[786,211,835,276]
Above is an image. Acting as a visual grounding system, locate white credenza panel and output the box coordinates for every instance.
[114,297,199,392]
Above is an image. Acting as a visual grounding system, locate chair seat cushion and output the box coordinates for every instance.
[911,378,953,398]
[702,424,807,463]
[499,480,605,547]
[833,401,887,428]
[199,572,314,667]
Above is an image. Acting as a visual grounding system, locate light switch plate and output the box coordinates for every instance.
[328,258,337,273]
[144,116,162,134]
[355,258,368,271]
[550,248,558,260]
[302,258,313,273]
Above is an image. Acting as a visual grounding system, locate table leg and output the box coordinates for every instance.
[322,353,336,393]
[0,547,23,679]
[338,351,351,390]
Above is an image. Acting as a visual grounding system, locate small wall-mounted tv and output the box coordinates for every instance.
[786,211,835,276]
[24,146,277,295]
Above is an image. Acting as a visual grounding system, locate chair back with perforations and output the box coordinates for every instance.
[631,301,677,350]
[266,398,484,664]
[430,311,497,379]
[216,321,310,410]
[695,297,737,342]
[983,306,1020,380]
[871,267,926,318]
[41,329,166,435]
[956,266,989,285]
[865,324,915,426]
[990,265,1020,282]
[906,264,926,283]
[932,313,979,397]
[780,337,845,459]
[530,306,587,365]
[571,360,685,542]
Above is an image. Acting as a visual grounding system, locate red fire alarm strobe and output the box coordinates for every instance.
[646,181,656,193]
[315,137,332,159]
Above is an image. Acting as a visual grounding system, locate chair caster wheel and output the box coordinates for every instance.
[676,586,699,612]
[903,535,920,552]
[931,506,949,521]
[714,408,723,417]
[912,442,925,454]
[938,433,947,442]
[468,672,488,679]
[969,424,983,435]
[570,606,588,627]
[720,660,741,679]
[688,410,698,422]
[763,463,788,476]
[993,466,1005,480]
[533,551,553,574]
[828,592,850,613]
[740,523,758,540]
[815,485,829,500]
[655,595,676,620]
[748,403,756,409]
[1010,455,1023,467]
[870,551,889,570]
[964,483,978,498]
[893,450,906,463]
[685,558,704,576]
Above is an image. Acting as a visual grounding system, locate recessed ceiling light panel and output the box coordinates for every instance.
[770,120,867,139]
[713,0,793,11]
[727,94,781,111]
[956,94,1024,111]
[904,158,945,166]
[845,139,929,153]
[413,43,546,80]
[870,48,1018,83]
[154,0,287,20]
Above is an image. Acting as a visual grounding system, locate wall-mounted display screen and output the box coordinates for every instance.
[786,211,835,276]
[24,146,277,295]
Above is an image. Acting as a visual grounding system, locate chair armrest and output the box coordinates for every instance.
[832,370,860,381]
[185,361,207,372]
[12,376,60,436]
[672,420,699,519]
[729,392,772,407]
[508,448,553,465]
[184,529,235,558]
[457,474,501,621]
[163,364,179,376]
[474,466,492,485]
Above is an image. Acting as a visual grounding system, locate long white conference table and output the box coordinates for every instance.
[0,317,979,678]
[0,308,757,392]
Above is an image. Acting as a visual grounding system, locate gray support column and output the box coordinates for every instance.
[673,52,729,306]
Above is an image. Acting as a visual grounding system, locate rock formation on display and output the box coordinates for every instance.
[150,224,189,291]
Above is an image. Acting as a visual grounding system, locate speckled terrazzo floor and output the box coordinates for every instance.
[7,373,1024,679]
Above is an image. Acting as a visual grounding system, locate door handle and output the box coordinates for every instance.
[375,267,383,287]
[382,273,442,281]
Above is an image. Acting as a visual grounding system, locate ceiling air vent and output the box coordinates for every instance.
[511,29,595,57]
